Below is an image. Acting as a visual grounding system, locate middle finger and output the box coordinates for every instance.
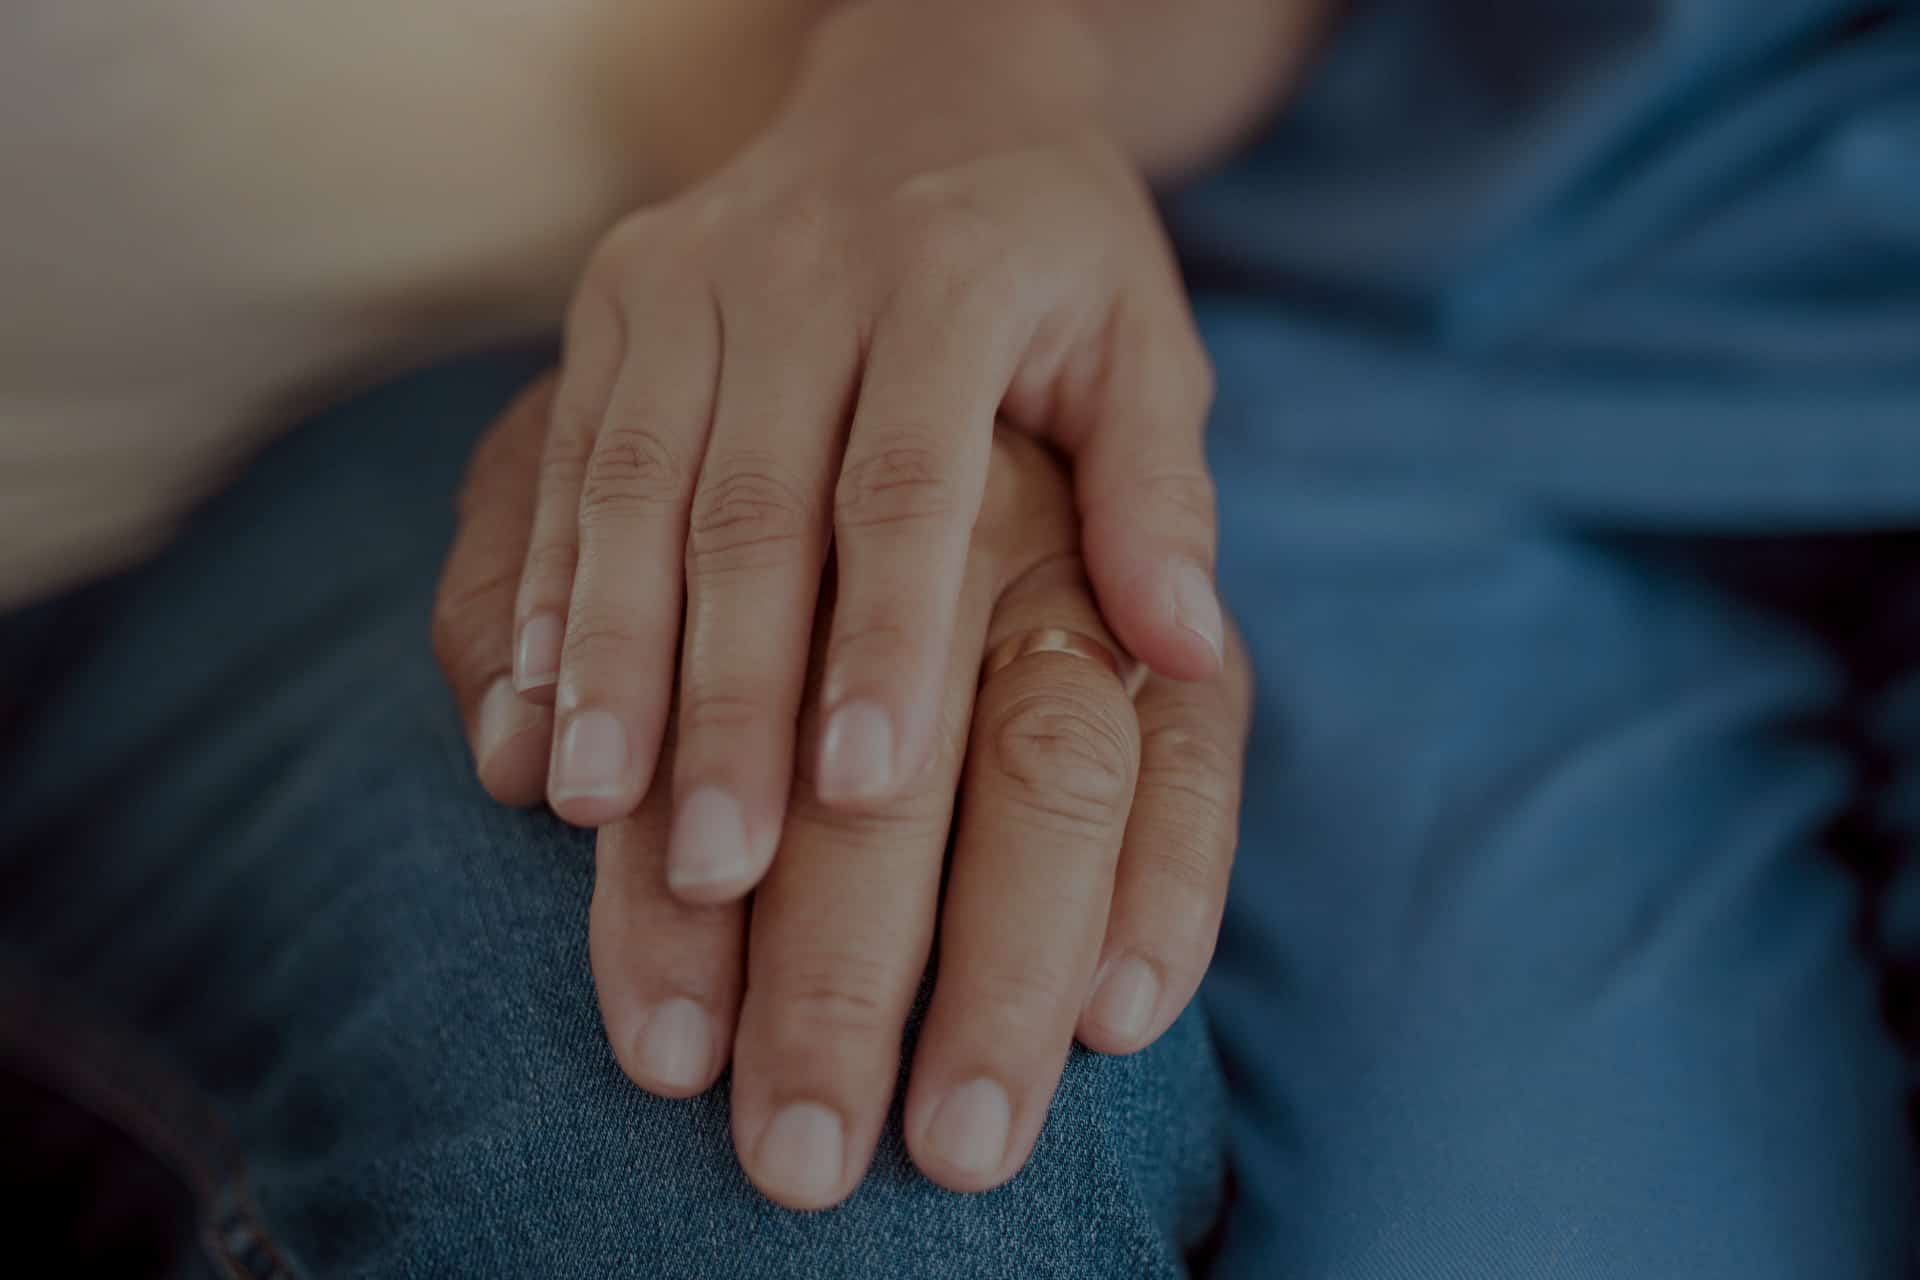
[666,297,858,900]
[726,546,1000,1210]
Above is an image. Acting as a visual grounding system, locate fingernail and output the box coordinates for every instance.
[1086,955,1161,1044]
[667,788,756,896]
[1171,561,1225,666]
[475,677,537,771]
[754,1102,845,1207]
[515,614,563,691]
[925,1077,1011,1178]
[551,710,629,802]
[817,701,894,802]
[631,998,713,1094]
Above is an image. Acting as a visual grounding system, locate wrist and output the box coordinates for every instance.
[796,0,1114,142]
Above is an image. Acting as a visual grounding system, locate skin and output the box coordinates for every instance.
[1,0,1330,608]
[435,376,1256,1206]
[7,0,1323,1211]
[515,0,1330,925]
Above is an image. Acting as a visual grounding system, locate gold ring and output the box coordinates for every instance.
[982,627,1148,699]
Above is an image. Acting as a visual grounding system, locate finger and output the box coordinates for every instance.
[432,374,558,806]
[592,731,747,1099]
[667,302,855,901]
[1074,299,1224,683]
[728,559,999,1210]
[903,555,1141,1192]
[513,285,624,701]
[546,284,722,827]
[1078,625,1251,1055]
[814,277,1025,808]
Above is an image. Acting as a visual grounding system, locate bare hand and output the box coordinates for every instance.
[508,2,1223,915]
[435,375,1251,1207]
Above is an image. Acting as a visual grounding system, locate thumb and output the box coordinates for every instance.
[1073,319,1223,683]
[431,373,559,805]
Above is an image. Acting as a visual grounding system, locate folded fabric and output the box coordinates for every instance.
[1168,0,1920,526]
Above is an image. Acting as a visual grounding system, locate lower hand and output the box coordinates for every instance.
[434,375,1252,1207]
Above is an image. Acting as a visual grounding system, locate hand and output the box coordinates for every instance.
[435,374,1251,1207]
[509,1,1222,909]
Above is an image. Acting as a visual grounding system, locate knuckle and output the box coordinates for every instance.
[1123,467,1217,533]
[579,424,688,524]
[834,440,959,534]
[763,951,904,1042]
[538,423,595,493]
[687,462,819,576]
[1131,822,1232,905]
[822,616,914,680]
[432,563,518,647]
[956,963,1080,1039]
[560,616,654,671]
[675,690,768,741]
[430,567,518,684]
[1138,722,1236,808]
[984,688,1138,826]
[518,538,578,590]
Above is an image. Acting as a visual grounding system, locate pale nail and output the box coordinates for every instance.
[1171,561,1225,666]
[475,677,537,771]
[817,701,894,801]
[1086,955,1161,1044]
[754,1102,845,1208]
[632,998,713,1094]
[667,788,756,896]
[925,1077,1011,1179]
[515,614,564,691]
[551,710,628,802]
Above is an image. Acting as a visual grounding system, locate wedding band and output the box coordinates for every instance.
[982,627,1149,699]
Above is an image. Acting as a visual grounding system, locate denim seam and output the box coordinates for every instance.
[0,970,303,1280]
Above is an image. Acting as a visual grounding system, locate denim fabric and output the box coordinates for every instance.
[0,353,1228,1279]
[8,357,1920,1280]
[1163,0,1920,521]
[1202,485,1920,1278]
[1168,14,1920,1263]
[8,6,1920,1274]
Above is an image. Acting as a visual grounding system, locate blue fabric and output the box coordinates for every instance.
[5,4,1919,1274]
[1165,0,1920,523]
[0,354,1228,1278]
[1166,5,1920,1271]
[1204,503,1920,1277]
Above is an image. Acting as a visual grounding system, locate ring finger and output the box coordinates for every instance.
[902,554,1141,1191]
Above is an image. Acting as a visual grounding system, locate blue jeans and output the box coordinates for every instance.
[4,351,1918,1277]
[0,352,1227,1278]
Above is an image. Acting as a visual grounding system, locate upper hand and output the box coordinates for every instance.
[435,373,1251,1207]
[509,0,1222,908]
